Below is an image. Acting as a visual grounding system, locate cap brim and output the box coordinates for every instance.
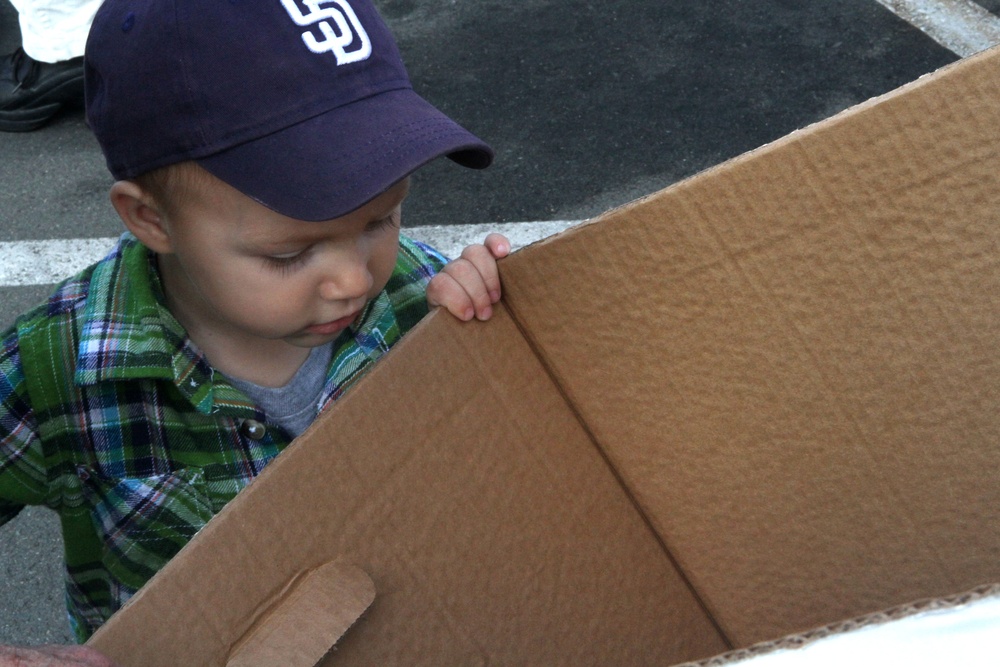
[197,88,493,221]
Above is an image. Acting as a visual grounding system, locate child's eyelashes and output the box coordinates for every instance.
[263,249,310,274]
[367,211,400,234]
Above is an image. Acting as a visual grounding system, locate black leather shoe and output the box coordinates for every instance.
[0,48,85,132]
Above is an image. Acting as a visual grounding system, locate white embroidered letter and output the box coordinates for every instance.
[280,0,372,64]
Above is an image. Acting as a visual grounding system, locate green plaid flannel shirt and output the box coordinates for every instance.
[0,232,445,641]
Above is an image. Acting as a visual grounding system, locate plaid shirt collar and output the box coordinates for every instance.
[73,234,222,413]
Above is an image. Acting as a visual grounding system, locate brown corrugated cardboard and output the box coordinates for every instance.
[90,44,1000,666]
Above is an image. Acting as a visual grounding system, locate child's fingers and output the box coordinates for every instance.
[2,645,123,667]
[459,243,502,304]
[427,260,484,322]
[427,235,509,322]
[426,271,473,320]
[483,233,511,259]
[447,255,496,319]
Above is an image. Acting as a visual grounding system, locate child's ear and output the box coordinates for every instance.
[109,181,174,254]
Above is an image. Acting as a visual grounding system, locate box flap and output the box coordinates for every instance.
[90,306,728,665]
[500,45,1000,645]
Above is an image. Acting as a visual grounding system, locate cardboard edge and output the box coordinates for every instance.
[672,582,1000,667]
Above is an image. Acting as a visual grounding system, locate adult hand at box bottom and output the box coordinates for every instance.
[0,644,121,667]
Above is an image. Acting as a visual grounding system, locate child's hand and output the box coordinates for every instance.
[0,644,122,666]
[427,233,510,322]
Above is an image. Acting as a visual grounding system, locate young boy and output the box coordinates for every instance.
[0,0,507,663]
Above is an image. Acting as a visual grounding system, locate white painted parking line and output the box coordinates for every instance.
[0,221,582,287]
[875,0,1000,57]
[0,238,120,287]
[410,221,582,260]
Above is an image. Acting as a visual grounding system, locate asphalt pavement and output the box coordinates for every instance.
[0,0,975,647]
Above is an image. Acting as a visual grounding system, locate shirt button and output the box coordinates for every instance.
[240,419,267,440]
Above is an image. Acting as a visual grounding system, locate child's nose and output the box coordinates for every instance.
[318,252,373,302]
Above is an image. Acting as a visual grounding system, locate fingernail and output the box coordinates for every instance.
[489,290,501,303]
[464,307,474,321]
[477,305,493,321]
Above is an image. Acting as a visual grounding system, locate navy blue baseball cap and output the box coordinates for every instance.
[84,0,493,221]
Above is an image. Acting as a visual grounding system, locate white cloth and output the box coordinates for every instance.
[9,0,103,63]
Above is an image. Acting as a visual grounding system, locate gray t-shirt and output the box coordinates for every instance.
[226,343,332,438]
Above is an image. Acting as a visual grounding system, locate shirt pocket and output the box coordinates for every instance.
[77,466,214,606]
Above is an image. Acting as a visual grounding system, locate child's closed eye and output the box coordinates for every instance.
[261,211,398,275]
[366,210,400,234]
[263,248,310,274]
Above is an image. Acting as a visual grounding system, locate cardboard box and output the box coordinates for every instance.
[89,44,1000,666]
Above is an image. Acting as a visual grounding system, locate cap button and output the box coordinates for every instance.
[240,419,267,441]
